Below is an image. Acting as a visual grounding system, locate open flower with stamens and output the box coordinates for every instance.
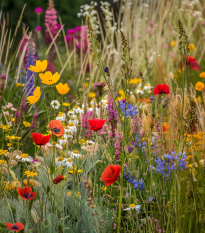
[6,222,24,231]
[39,71,60,85]
[48,120,64,137]
[71,150,81,158]
[123,204,141,213]
[16,154,33,163]
[28,60,47,73]
[51,100,60,109]
[17,186,36,200]
[73,105,81,114]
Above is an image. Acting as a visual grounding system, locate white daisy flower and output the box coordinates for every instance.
[51,100,60,109]
[59,138,67,145]
[90,99,95,106]
[69,115,79,126]
[71,150,81,158]
[73,105,81,114]
[16,154,33,163]
[80,107,84,115]
[143,83,153,91]
[136,89,144,95]
[56,156,65,166]
[124,204,141,212]
[62,158,73,167]
[66,123,77,133]
[87,140,95,145]
[67,110,74,116]
[56,112,66,121]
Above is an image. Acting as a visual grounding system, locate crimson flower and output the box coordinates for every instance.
[101,165,121,186]
[153,84,170,95]
[186,56,200,71]
[87,119,106,131]
[17,186,36,200]
[6,222,24,232]
[31,133,51,145]
[53,174,64,184]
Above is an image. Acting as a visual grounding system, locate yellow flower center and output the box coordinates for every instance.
[58,157,64,161]
[129,204,135,208]
[67,158,72,162]
[74,106,78,109]
[73,150,79,154]
[21,154,28,158]
[68,123,75,126]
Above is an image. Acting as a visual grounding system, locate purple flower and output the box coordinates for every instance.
[35,26,42,32]
[104,67,109,73]
[35,7,43,14]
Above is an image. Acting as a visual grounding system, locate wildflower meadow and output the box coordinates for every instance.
[1,0,205,232]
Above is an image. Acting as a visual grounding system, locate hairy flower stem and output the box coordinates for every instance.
[25,201,30,233]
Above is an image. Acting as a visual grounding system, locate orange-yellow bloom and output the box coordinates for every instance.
[56,83,70,95]
[199,72,205,78]
[188,44,195,52]
[39,71,60,85]
[26,86,42,105]
[195,82,205,91]
[28,60,47,73]
[170,41,177,47]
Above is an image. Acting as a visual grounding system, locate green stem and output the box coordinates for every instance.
[25,201,30,233]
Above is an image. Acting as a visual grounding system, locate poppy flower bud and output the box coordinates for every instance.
[53,174,64,184]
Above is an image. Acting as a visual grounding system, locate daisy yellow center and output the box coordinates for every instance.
[68,123,75,126]
[67,158,72,162]
[53,103,58,106]
[58,112,63,117]
[21,154,28,158]
[73,150,79,154]
[69,110,73,112]
[129,204,135,208]
[139,88,142,91]
[74,106,78,109]
[81,108,84,110]
[58,157,64,161]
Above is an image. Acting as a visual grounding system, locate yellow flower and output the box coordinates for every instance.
[127,78,141,85]
[11,118,15,122]
[0,149,8,155]
[26,86,42,105]
[135,156,139,159]
[102,187,107,191]
[0,160,6,164]
[23,121,31,127]
[163,122,169,132]
[129,204,136,208]
[16,83,24,87]
[79,139,85,144]
[67,191,71,196]
[170,41,177,47]
[88,92,96,98]
[56,83,70,95]
[7,143,12,146]
[75,192,81,197]
[28,60,47,73]
[199,72,205,78]
[195,82,205,91]
[39,71,60,85]
[62,103,71,107]
[21,154,29,158]
[24,170,38,177]
[188,44,195,52]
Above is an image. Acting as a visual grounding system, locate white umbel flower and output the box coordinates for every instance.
[51,100,60,109]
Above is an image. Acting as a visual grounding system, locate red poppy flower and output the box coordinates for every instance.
[6,222,24,231]
[101,164,121,186]
[87,119,106,131]
[153,84,170,95]
[17,186,36,200]
[31,133,51,145]
[48,120,64,137]
[53,174,64,184]
[186,56,200,71]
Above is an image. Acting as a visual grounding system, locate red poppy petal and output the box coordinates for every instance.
[48,120,62,129]
[6,223,13,230]
[23,186,32,195]
[30,192,37,200]
[105,179,117,186]
[41,135,51,145]
[15,222,24,231]
[17,187,24,196]
[190,61,200,71]
[162,84,170,94]
[153,84,161,95]
[31,133,44,145]
[111,165,121,180]
[101,165,113,181]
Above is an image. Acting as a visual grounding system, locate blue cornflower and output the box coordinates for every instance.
[119,100,138,118]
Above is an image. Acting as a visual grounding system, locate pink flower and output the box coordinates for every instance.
[6,103,13,109]
[35,7,43,14]
[35,26,42,32]
[4,111,9,116]
[11,108,17,111]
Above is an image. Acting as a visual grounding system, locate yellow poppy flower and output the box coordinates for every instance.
[199,72,205,78]
[188,44,195,52]
[88,92,96,98]
[170,41,177,47]
[195,82,205,91]
[26,86,42,105]
[56,83,70,95]
[28,60,47,73]
[39,71,60,85]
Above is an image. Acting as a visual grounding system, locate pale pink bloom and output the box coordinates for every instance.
[4,111,9,116]
[11,108,17,111]
[55,144,63,150]
[46,143,53,148]
[6,103,13,109]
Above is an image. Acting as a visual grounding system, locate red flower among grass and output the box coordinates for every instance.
[186,56,200,71]
[17,186,36,200]
[53,174,64,184]
[6,222,24,231]
[87,119,106,131]
[31,133,51,145]
[153,84,170,95]
[101,165,121,186]
[48,120,64,137]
